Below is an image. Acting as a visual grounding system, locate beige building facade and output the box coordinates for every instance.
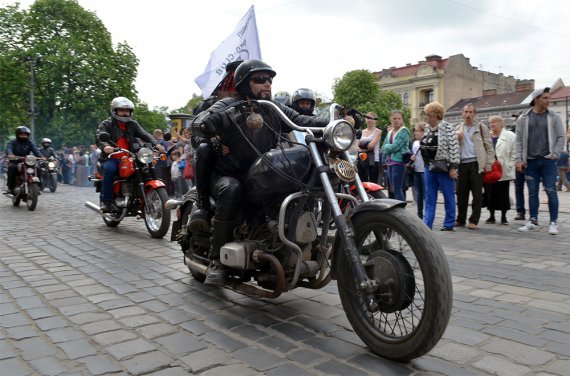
[374,54,533,123]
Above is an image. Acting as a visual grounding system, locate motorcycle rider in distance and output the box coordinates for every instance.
[273,91,292,107]
[6,126,44,195]
[291,88,317,116]
[191,59,329,285]
[39,138,57,160]
[95,97,165,213]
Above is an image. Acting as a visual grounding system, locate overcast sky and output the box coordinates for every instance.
[4,0,570,110]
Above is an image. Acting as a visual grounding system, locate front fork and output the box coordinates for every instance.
[308,144,379,293]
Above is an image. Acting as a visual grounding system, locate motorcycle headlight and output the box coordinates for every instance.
[26,168,35,174]
[137,148,154,164]
[48,162,55,168]
[323,120,355,152]
[25,155,37,166]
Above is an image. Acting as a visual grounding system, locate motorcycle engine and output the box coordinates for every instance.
[220,240,258,270]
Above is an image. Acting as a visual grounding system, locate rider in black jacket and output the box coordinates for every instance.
[95,97,164,213]
[191,59,329,285]
[39,138,58,159]
[6,126,43,194]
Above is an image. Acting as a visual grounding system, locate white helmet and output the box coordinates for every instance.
[110,97,134,122]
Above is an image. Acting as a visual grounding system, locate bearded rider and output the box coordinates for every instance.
[95,97,165,213]
[190,59,329,285]
[6,126,44,195]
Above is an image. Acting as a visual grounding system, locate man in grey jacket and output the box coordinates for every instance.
[515,87,565,235]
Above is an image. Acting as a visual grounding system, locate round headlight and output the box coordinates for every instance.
[25,155,37,166]
[48,162,55,168]
[137,148,154,164]
[323,120,355,152]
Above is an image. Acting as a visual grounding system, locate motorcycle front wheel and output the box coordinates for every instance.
[26,183,39,211]
[49,174,57,192]
[336,207,452,361]
[144,187,170,238]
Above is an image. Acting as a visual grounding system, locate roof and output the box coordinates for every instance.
[447,90,533,112]
[551,86,570,99]
[374,58,449,78]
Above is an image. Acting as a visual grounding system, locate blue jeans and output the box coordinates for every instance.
[387,164,406,201]
[525,158,558,223]
[514,170,525,215]
[101,158,119,202]
[412,171,425,219]
[424,168,456,229]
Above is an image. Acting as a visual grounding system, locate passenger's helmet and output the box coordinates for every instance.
[110,97,135,123]
[291,88,316,115]
[41,138,52,147]
[273,91,291,107]
[234,59,276,95]
[16,126,31,138]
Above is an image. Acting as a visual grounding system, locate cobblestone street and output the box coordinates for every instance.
[1,183,569,375]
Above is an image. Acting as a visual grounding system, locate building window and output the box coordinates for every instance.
[428,90,434,102]
[419,89,433,107]
[403,92,409,105]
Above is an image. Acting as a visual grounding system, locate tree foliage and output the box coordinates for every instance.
[332,69,411,130]
[0,0,168,149]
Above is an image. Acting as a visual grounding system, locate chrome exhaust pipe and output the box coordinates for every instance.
[85,201,100,213]
[184,255,208,274]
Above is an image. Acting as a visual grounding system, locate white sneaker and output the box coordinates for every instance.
[518,221,539,232]
[548,222,559,235]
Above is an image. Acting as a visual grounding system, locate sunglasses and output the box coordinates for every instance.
[251,76,273,84]
[365,116,378,120]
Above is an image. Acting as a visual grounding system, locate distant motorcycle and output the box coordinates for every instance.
[6,155,41,211]
[85,133,171,238]
[38,157,58,193]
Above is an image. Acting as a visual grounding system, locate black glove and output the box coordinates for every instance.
[210,137,224,156]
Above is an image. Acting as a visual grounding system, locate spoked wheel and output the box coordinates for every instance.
[144,187,170,238]
[336,207,452,361]
[26,184,39,211]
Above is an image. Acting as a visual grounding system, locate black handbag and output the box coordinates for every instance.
[428,159,448,173]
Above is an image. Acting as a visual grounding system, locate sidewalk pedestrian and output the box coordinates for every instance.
[515,87,565,235]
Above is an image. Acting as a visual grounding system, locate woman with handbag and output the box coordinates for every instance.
[420,102,460,231]
[484,116,515,224]
[381,110,411,201]
[357,112,382,183]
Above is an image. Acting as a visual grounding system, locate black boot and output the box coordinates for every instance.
[204,218,239,286]
[100,201,111,213]
[188,194,211,233]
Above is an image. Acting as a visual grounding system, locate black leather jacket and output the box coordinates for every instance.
[39,147,57,159]
[6,139,42,158]
[193,97,328,179]
[95,117,158,158]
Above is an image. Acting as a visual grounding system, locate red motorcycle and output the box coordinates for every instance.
[6,155,42,211]
[85,133,171,238]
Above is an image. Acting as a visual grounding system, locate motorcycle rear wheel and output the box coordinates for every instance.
[26,183,39,211]
[336,207,452,361]
[144,187,171,238]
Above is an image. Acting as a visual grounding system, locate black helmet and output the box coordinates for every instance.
[273,91,291,107]
[16,126,31,136]
[110,97,134,122]
[234,59,276,94]
[291,88,316,115]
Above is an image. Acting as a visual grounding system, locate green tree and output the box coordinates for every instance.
[0,0,140,148]
[332,69,410,130]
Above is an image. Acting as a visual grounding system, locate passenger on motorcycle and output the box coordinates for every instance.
[191,59,329,285]
[95,97,165,213]
[39,138,57,159]
[291,88,317,116]
[6,126,44,195]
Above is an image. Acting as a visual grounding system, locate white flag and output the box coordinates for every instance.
[195,5,262,98]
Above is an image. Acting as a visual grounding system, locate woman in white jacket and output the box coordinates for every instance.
[484,116,516,224]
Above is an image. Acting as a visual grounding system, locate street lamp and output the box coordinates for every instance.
[26,54,40,143]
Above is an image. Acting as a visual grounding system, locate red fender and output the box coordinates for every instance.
[352,181,384,191]
[144,179,166,191]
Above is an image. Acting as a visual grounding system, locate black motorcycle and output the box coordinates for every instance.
[166,100,452,361]
[38,157,58,192]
